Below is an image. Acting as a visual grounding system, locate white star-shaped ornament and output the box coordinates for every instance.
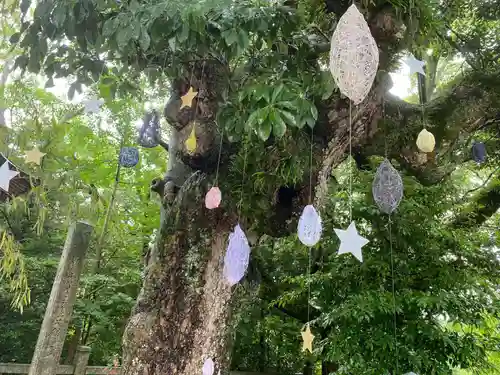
[0,161,19,192]
[334,221,369,262]
[301,324,314,353]
[404,54,425,76]
[82,98,104,114]
[25,147,46,165]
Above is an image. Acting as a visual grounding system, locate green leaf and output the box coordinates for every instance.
[9,33,20,44]
[178,24,190,43]
[237,29,249,50]
[20,0,31,15]
[310,104,318,121]
[306,116,316,129]
[139,30,151,50]
[44,77,54,88]
[279,110,297,128]
[102,18,117,38]
[271,84,284,103]
[168,37,176,51]
[257,119,272,141]
[222,29,238,46]
[269,109,286,138]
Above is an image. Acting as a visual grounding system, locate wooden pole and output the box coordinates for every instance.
[28,221,94,375]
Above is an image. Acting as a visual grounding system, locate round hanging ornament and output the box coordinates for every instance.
[472,142,486,164]
[329,4,379,104]
[372,159,403,214]
[297,205,322,247]
[416,128,435,153]
[119,147,139,168]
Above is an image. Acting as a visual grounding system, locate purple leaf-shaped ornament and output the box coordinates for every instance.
[297,205,322,247]
[202,359,214,375]
[472,142,486,164]
[223,224,250,286]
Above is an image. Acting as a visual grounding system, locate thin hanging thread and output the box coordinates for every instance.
[237,138,249,221]
[348,101,353,222]
[384,97,399,375]
[308,128,314,204]
[214,126,224,186]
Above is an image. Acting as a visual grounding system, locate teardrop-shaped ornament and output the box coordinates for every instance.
[223,224,251,286]
[416,129,435,153]
[205,186,222,209]
[202,359,215,375]
[372,159,403,214]
[329,4,379,104]
[472,142,486,164]
[297,205,322,247]
[185,124,197,153]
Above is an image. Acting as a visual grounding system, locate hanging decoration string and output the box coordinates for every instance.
[348,101,353,222]
[383,97,399,375]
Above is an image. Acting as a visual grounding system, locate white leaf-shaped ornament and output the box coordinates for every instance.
[372,159,403,214]
[223,224,250,286]
[329,4,379,104]
[297,205,322,247]
[202,358,214,375]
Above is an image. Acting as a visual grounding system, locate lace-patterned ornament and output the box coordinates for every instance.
[223,224,250,286]
[119,147,139,168]
[297,205,322,247]
[137,110,160,148]
[329,4,379,104]
[372,159,403,214]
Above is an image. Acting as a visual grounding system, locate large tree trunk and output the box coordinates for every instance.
[122,172,234,375]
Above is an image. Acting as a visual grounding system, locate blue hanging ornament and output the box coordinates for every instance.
[472,142,486,164]
[372,159,403,214]
[297,205,322,247]
[119,147,139,168]
[137,110,160,148]
[223,224,251,286]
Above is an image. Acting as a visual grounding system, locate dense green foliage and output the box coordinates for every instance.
[0,0,499,374]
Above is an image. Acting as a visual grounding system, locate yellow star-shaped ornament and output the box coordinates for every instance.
[301,324,314,353]
[180,87,198,109]
[25,147,46,165]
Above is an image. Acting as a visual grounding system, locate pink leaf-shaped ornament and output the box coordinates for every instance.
[205,187,222,209]
[202,359,214,375]
[223,224,250,286]
[297,205,322,247]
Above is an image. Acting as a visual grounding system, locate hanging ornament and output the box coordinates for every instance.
[25,147,46,165]
[119,147,139,168]
[205,186,222,209]
[0,160,19,192]
[416,128,435,153]
[202,359,215,375]
[185,124,197,153]
[137,110,161,148]
[472,142,486,164]
[404,54,426,76]
[301,324,314,353]
[180,87,198,109]
[82,98,104,114]
[334,221,369,262]
[372,159,403,214]
[223,224,250,286]
[329,4,379,104]
[297,205,322,247]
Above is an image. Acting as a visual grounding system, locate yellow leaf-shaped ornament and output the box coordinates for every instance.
[185,125,197,153]
[416,129,435,153]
